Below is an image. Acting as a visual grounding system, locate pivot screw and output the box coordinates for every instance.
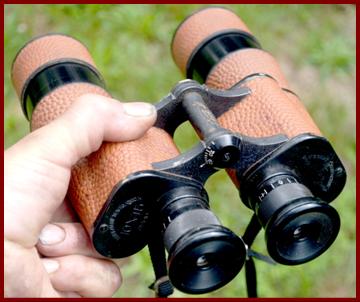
[99,224,108,233]
[222,152,231,162]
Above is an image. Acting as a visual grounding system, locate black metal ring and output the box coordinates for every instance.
[22,60,105,120]
[186,30,261,83]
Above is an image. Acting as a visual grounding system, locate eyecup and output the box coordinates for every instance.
[168,225,246,294]
[265,199,340,265]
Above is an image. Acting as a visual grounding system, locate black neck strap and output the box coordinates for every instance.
[22,61,105,120]
[186,30,261,83]
[243,214,262,298]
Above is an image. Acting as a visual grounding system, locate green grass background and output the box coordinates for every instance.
[4,4,356,298]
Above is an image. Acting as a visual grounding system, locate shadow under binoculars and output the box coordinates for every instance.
[11,7,346,297]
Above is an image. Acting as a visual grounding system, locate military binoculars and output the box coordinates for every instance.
[12,7,346,297]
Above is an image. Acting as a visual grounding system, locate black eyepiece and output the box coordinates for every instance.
[168,225,246,294]
[158,186,246,294]
[242,173,340,265]
[266,198,340,265]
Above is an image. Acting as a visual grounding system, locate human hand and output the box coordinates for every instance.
[4,94,157,297]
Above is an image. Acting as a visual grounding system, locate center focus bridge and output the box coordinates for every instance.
[155,79,251,136]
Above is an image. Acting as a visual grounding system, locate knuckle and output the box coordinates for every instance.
[74,93,108,116]
[57,256,122,297]
[70,223,89,248]
[70,255,93,274]
[67,94,111,153]
[84,258,122,296]
[106,261,122,294]
[75,93,99,105]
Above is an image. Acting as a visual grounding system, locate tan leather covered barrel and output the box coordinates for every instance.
[172,7,321,138]
[172,7,321,186]
[12,34,180,233]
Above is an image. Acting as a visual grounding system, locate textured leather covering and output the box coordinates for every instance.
[210,76,321,138]
[68,127,179,232]
[206,48,290,89]
[172,7,322,187]
[30,83,109,130]
[12,35,180,233]
[12,34,96,98]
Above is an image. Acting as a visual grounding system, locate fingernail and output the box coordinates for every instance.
[39,224,65,245]
[42,259,59,274]
[123,103,155,117]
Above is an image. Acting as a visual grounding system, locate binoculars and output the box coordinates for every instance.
[12,7,346,297]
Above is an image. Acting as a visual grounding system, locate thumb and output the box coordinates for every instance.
[4,94,156,247]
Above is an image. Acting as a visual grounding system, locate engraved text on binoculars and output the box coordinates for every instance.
[203,146,216,166]
[109,196,148,240]
[257,177,297,202]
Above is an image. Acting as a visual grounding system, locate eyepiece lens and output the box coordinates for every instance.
[242,171,340,265]
[196,254,211,269]
[266,201,340,265]
[292,224,314,242]
[168,226,246,294]
[159,186,246,294]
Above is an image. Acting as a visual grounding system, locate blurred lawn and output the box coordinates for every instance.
[4,4,356,298]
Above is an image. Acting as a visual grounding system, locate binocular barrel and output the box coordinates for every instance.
[172,7,321,139]
[172,7,342,265]
[11,7,346,296]
[12,33,246,294]
[12,34,180,234]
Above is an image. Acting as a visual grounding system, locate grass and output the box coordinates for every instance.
[4,4,356,298]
